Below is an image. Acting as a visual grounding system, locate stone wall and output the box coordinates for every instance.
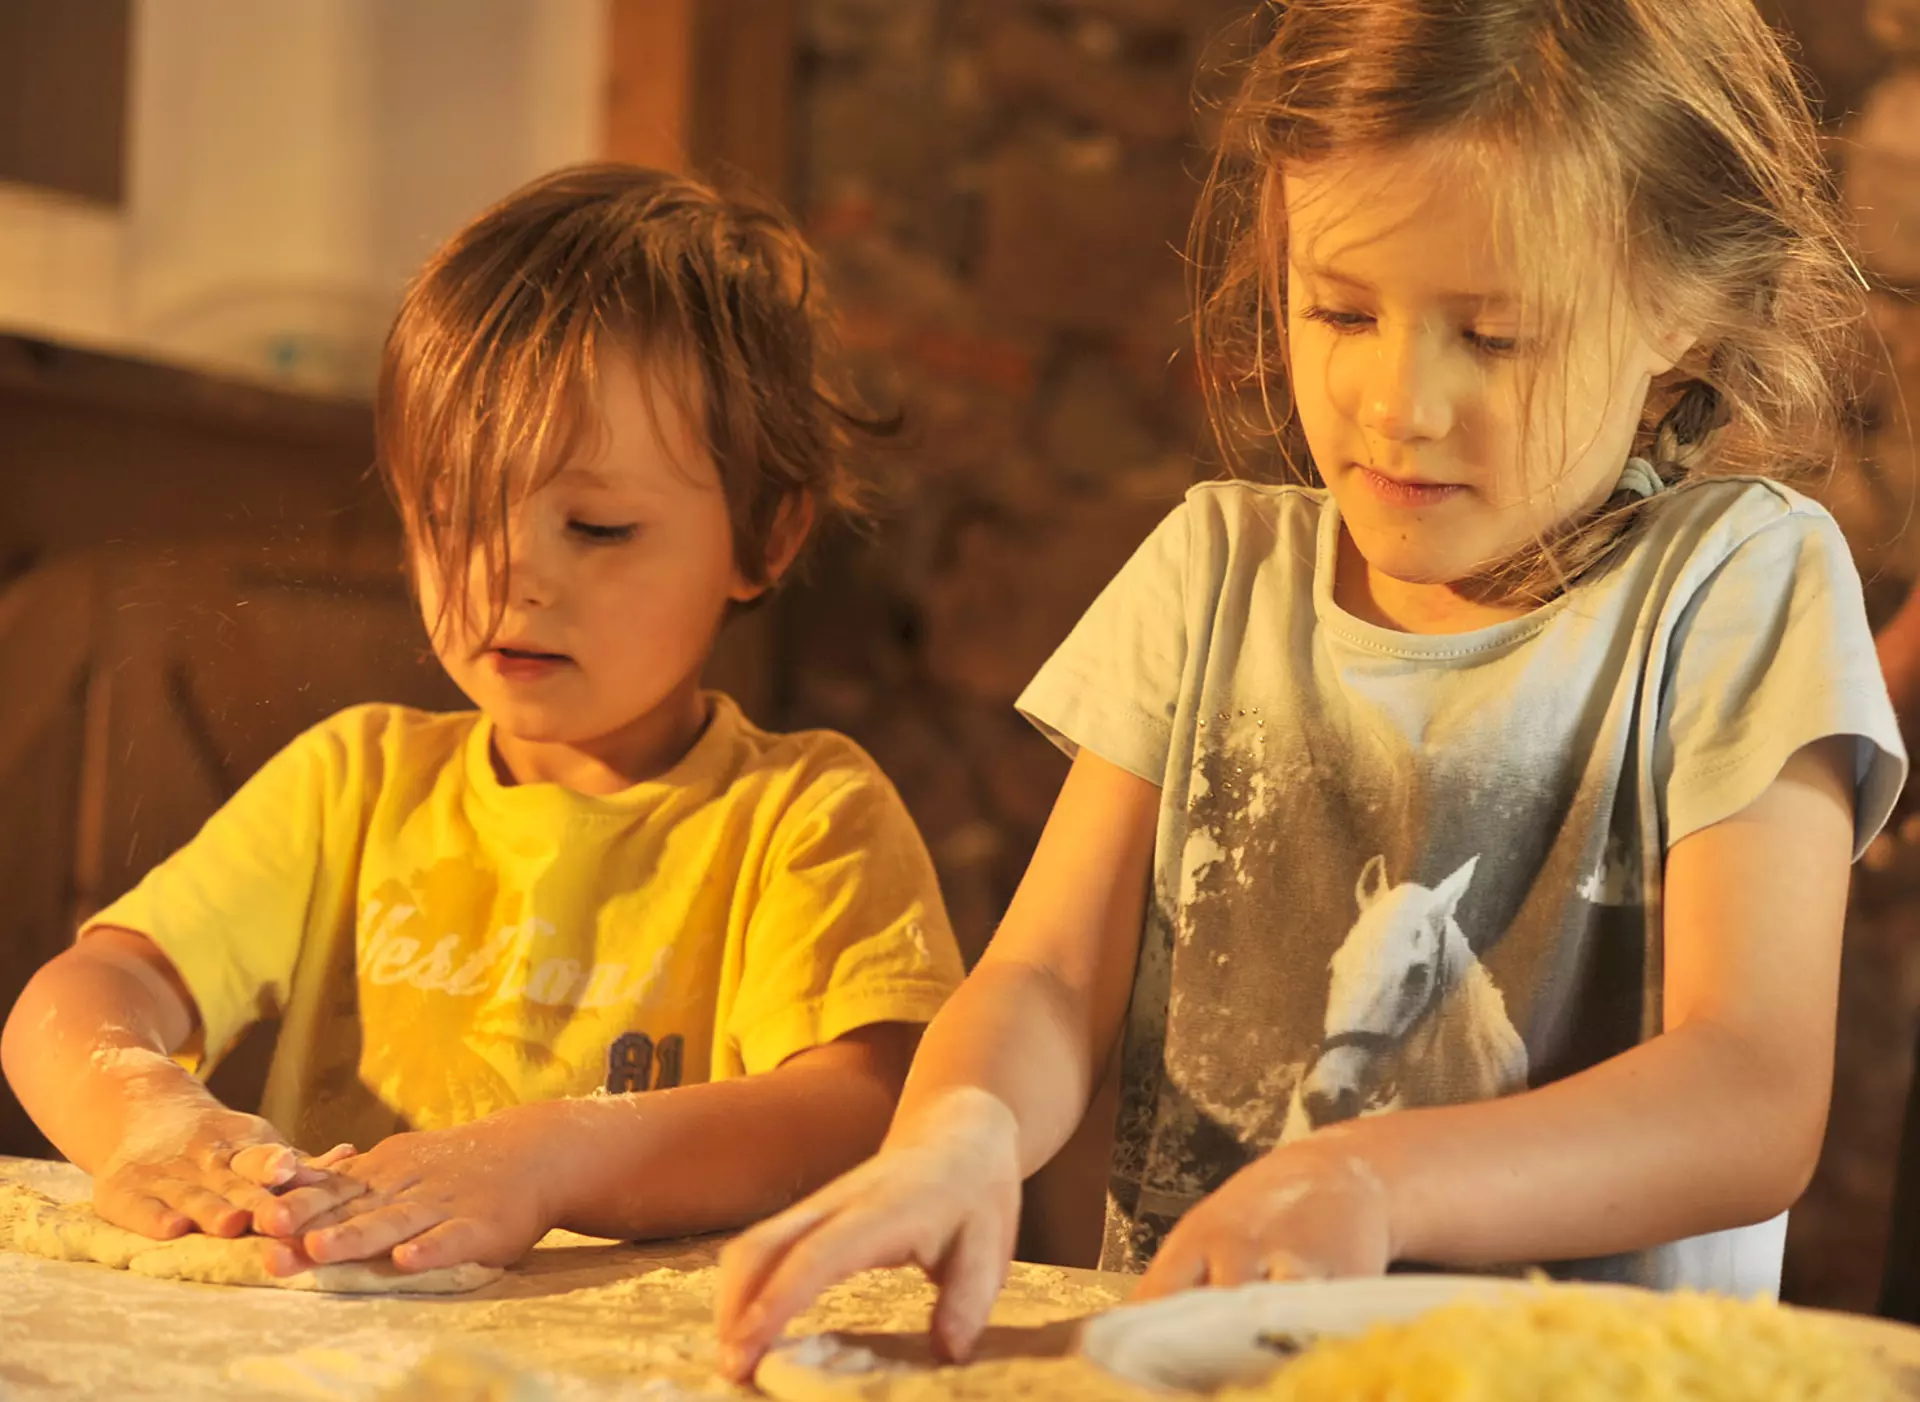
[781,0,1239,961]
[784,0,1920,1302]
[1776,0,1920,1315]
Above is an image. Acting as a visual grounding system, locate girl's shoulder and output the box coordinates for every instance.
[1622,475,1851,591]
[1176,477,1327,568]
[1638,474,1836,541]
[1182,475,1327,521]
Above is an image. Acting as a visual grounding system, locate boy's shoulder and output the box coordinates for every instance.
[708,698,913,840]
[266,704,481,799]
[719,699,894,797]
[296,702,480,759]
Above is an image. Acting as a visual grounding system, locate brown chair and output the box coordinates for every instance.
[1880,1025,1920,1322]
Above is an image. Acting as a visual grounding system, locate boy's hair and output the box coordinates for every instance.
[377,164,887,636]
[1194,0,1867,598]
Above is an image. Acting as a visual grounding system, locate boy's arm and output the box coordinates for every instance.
[1136,737,1853,1292]
[268,1021,920,1273]
[1,928,342,1238]
[548,1021,917,1241]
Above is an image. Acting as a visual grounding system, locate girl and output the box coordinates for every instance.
[713,0,1906,1376]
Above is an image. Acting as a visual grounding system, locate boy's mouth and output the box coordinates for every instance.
[488,644,573,677]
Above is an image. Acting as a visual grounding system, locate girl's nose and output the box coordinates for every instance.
[1355,329,1452,444]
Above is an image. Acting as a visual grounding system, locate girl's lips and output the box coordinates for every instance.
[1356,466,1465,508]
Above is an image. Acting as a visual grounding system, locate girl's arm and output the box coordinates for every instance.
[1,929,332,1237]
[889,746,1159,1173]
[707,749,1161,1375]
[1138,737,1854,1291]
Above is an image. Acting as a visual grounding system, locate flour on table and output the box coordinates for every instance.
[0,1180,501,1294]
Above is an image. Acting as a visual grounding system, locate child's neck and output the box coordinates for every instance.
[488,684,713,795]
[1335,530,1530,635]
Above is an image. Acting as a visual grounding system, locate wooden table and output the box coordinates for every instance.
[0,1157,1132,1400]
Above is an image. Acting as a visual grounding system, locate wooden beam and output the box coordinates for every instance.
[689,0,798,201]
[603,0,695,172]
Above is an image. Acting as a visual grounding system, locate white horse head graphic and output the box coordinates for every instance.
[1283,854,1528,1141]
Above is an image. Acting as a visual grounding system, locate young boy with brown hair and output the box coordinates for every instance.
[1,165,964,1278]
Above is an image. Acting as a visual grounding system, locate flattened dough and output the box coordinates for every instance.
[754,1321,1146,1402]
[0,1181,501,1294]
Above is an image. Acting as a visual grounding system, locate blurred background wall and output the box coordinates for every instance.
[1,0,1917,1313]
[0,0,602,388]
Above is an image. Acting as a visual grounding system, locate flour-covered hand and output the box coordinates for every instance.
[264,1107,563,1277]
[1134,1141,1395,1299]
[713,1086,1023,1382]
[92,1099,304,1240]
[90,1046,360,1244]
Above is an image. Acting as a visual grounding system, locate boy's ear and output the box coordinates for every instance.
[729,492,816,603]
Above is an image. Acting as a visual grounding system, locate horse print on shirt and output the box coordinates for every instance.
[1280,853,1530,1141]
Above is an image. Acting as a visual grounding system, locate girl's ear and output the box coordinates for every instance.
[729,492,816,603]
[1646,319,1702,379]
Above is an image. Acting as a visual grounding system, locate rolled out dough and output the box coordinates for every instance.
[0,1181,502,1294]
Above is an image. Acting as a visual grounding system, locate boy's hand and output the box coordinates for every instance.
[95,1101,361,1241]
[713,1087,1023,1382]
[263,1109,563,1278]
[1133,1138,1394,1298]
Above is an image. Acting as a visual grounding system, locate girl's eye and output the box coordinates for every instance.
[568,520,638,544]
[1303,305,1373,333]
[1465,330,1520,356]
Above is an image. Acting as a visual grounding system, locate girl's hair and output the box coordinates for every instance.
[377,163,889,637]
[1193,0,1867,598]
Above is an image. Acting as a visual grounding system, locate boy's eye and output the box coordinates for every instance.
[568,520,638,544]
[1302,306,1373,333]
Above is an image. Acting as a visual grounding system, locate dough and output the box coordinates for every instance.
[755,1320,1148,1402]
[0,1181,502,1294]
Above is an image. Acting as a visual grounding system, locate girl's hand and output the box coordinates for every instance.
[712,1087,1024,1382]
[263,1109,563,1278]
[94,1100,359,1241]
[1134,1140,1394,1299]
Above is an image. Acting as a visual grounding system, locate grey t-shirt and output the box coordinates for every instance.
[1017,477,1905,1295]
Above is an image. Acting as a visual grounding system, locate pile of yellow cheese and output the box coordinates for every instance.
[1226,1288,1909,1402]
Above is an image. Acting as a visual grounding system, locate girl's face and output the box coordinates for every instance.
[1282,142,1684,630]
[417,353,775,790]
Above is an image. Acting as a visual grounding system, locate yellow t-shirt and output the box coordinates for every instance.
[85,694,964,1152]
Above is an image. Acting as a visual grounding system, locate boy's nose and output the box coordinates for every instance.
[1356,332,1452,444]
[503,520,560,609]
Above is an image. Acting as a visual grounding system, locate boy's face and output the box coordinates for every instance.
[1281,141,1681,603]
[417,353,771,785]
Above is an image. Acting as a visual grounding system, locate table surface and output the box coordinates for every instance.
[0,1156,1133,1401]
[11,1154,1920,1401]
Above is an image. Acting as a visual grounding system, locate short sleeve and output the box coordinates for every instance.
[1657,509,1906,857]
[82,717,345,1069]
[1016,499,1191,785]
[726,761,965,1076]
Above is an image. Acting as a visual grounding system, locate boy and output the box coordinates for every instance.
[0,166,964,1278]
